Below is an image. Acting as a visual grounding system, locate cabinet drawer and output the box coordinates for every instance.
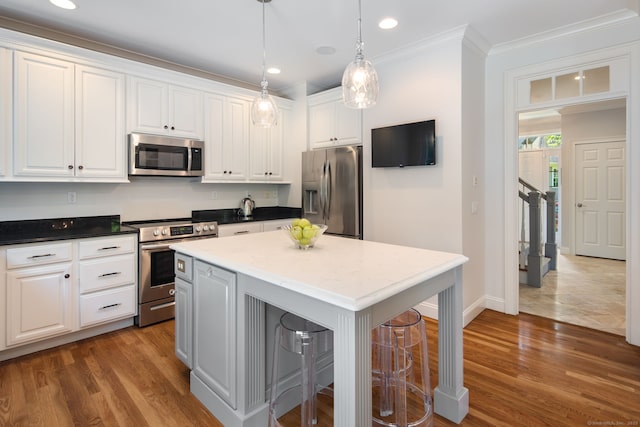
[79,284,136,327]
[6,242,73,269]
[78,236,136,259]
[79,254,136,294]
[218,222,262,237]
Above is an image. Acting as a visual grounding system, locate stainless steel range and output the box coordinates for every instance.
[127,219,218,327]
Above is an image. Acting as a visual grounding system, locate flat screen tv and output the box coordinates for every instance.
[371,119,436,168]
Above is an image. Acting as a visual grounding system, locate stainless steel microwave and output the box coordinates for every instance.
[129,133,204,177]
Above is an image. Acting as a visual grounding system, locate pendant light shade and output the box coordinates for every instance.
[342,0,378,109]
[251,0,278,127]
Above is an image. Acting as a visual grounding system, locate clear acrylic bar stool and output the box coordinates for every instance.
[371,308,433,427]
[269,312,333,427]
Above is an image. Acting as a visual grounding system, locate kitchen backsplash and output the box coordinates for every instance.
[0,179,296,222]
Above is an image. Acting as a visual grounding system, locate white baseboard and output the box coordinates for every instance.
[415,294,487,328]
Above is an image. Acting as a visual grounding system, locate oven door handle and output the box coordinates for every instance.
[140,243,173,251]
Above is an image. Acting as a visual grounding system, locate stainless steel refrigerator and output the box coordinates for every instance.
[302,146,363,239]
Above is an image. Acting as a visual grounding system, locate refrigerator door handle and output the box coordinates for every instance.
[319,162,326,220]
[325,162,331,220]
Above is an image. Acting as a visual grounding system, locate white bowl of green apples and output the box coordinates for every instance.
[283,218,328,250]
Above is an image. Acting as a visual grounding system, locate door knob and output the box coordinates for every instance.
[577,203,583,207]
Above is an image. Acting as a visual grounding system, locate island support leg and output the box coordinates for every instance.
[332,311,372,427]
[434,266,469,423]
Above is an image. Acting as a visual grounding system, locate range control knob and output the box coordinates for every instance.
[195,226,202,232]
[161,229,168,236]
[153,229,160,236]
[203,225,210,231]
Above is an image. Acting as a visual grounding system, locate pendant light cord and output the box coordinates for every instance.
[261,0,267,89]
[355,0,363,58]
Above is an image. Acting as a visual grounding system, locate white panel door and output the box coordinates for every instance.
[575,141,625,260]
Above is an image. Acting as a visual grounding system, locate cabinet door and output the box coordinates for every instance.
[249,109,284,181]
[14,51,74,177]
[128,77,203,139]
[308,101,335,147]
[75,65,126,179]
[193,261,236,408]
[335,101,362,144]
[203,94,248,181]
[175,277,192,368]
[128,77,168,134]
[225,96,250,179]
[0,47,10,177]
[169,85,203,139]
[6,262,74,346]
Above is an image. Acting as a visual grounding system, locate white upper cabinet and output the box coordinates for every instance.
[249,108,286,181]
[13,51,75,177]
[128,76,203,139]
[13,51,127,181]
[202,93,249,182]
[75,65,126,179]
[0,47,10,177]
[308,87,362,149]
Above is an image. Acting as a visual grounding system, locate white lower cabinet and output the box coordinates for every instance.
[2,235,137,350]
[6,261,74,346]
[77,236,137,327]
[193,260,237,409]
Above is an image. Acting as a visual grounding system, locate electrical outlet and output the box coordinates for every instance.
[263,191,270,198]
[211,191,218,200]
[67,192,77,204]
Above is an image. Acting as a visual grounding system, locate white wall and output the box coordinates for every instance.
[460,36,487,319]
[362,28,487,323]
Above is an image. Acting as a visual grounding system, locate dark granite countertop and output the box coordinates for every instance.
[0,215,138,246]
[192,206,301,225]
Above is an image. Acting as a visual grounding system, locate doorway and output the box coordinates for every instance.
[517,100,627,335]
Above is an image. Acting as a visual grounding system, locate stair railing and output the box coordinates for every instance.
[518,177,557,287]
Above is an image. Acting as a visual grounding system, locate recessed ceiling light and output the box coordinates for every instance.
[379,17,398,30]
[267,67,281,75]
[50,0,77,10]
[316,46,336,55]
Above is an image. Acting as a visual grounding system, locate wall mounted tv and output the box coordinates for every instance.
[371,119,436,168]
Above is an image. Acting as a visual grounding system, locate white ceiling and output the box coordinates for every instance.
[0,0,637,94]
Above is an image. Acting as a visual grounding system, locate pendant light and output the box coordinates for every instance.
[342,0,379,109]
[251,0,279,127]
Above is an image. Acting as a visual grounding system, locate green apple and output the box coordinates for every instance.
[298,218,311,228]
[299,237,311,246]
[302,226,316,239]
[291,218,302,227]
[290,226,302,240]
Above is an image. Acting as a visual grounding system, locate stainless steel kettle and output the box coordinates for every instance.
[239,196,255,218]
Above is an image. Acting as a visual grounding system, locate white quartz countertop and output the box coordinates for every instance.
[171,231,468,311]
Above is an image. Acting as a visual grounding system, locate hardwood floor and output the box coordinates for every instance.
[1,310,639,426]
[520,253,626,335]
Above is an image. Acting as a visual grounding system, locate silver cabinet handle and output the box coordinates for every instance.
[28,253,55,259]
[99,303,122,311]
[98,246,121,251]
[233,230,250,235]
[98,271,121,278]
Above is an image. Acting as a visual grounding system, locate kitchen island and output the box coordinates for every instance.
[171,231,469,426]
